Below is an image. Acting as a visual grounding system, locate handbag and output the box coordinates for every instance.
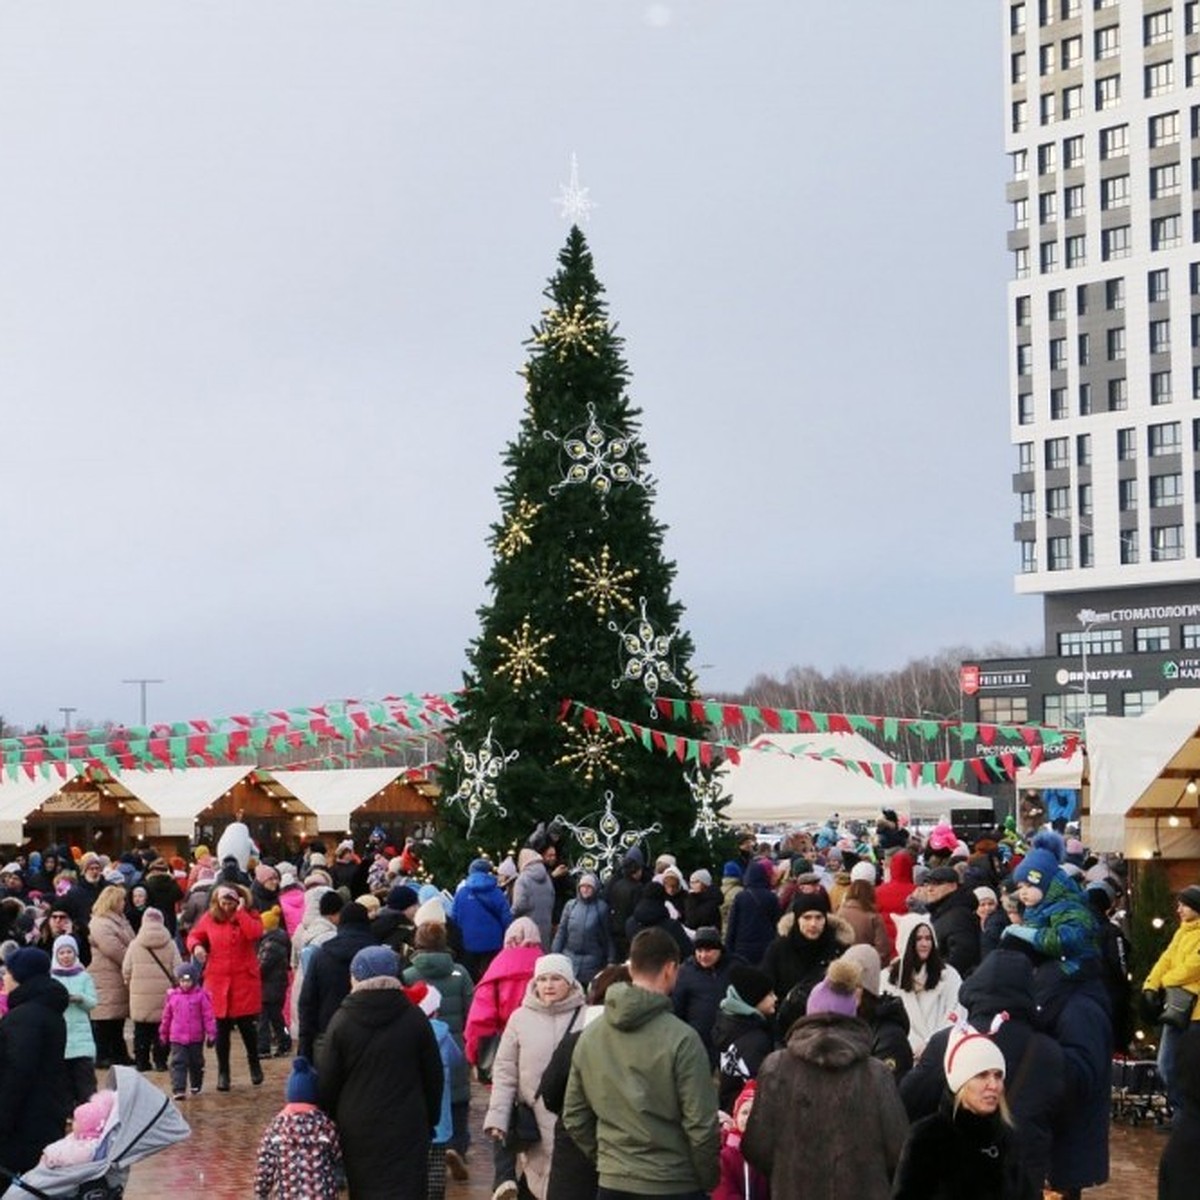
[1161,986,1197,1031]
[503,1005,582,1153]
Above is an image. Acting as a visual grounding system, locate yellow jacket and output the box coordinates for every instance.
[1146,919,1200,1020]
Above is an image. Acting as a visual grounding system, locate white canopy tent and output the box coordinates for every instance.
[718,733,993,826]
[112,766,256,837]
[0,769,79,845]
[266,767,416,833]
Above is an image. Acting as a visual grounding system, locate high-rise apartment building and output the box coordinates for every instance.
[965,1,1200,735]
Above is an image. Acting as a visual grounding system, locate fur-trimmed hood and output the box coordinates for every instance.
[776,908,855,947]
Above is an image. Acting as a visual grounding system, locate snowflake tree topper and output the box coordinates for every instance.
[554,791,661,882]
[450,720,519,836]
[686,768,726,843]
[544,402,650,512]
[610,595,679,716]
[552,153,595,224]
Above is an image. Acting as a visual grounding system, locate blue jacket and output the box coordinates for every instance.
[453,870,513,954]
[430,1016,463,1145]
[724,862,779,968]
[552,895,614,986]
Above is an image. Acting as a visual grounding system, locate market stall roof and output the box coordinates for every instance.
[1084,688,1200,854]
[266,767,430,832]
[1015,751,1084,790]
[0,769,79,845]
[112,766,258,837]
[718,733,992,825]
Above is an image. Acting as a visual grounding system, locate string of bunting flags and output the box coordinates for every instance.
[563,701,1082,787]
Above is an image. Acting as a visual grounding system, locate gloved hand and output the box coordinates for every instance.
[205,1037,216,1049]
[1142,989,1164,1022]
[1001,924,1037,944]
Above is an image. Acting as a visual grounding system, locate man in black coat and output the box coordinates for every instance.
[606,847,646,961]
[297,901,378,1060]
[317,945,442,1200]
[899,947,1064,1190]
[672,927,736,1068]
[0,948,71,1174]
[922,867,981,977]
[63,853,106,927]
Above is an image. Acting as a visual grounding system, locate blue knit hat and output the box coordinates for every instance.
[1013,831,1065,890]
[350,944,398,982]
[286,1056,320,1104]
[7,947,51,984]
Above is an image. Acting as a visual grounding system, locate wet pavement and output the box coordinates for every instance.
[118,1052,1166,1199]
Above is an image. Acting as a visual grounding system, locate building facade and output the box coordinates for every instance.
[972,0,1200,732]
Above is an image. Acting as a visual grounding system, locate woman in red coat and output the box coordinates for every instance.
[186,882,263,1092]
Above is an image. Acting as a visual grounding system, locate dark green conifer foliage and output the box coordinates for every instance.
[432,227,722,877]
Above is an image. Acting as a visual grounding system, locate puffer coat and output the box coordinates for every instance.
[122,917,183,1023]
[402,950,475,1103]
[552,893,614,986]
[88,911,134,1020]
[186,894,263,1019]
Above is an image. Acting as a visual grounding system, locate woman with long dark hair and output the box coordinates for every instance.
[882,913,962,1061]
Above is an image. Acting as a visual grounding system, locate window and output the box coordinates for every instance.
[1061,0,1080,16]
[1020,540,1037,573]
[1149,268,1170,302]
[1016,295,1031,326]
[1040,43,1057,76]
[1041,241,1059,273]
[1103,225,1131,260]
[1062,85,1082,118]
[1046,485,1070,517]
[1145,10,1172,44]
[1150,421,1182,455]
[1119,478,1139,510]
[1018,442,1035,472]
[1046,437,1070,468]
[1059,628,1123,655]
[1153,215,1182,250]
[1047,289,1065,320]
[1100,124,1128,159]
[1193,313,1200,348]
[979,696,1029,724]
[1019,490,1037,521]
[1019,393,1035,424]
[1063,136,1084,169]
[1078,332,1091,364]
[1040,192,1058,223]
[1150,111,1180,146]
[1012,51,1028,84]
[1152,370,1173,405]
[1189,1,1199,34]
[1013,197,1029,229]
[1080,533,1094,567]
[1121,529,1140,563]
[1095,25,1119,58]
[1106,327,1126,360]
[1044,693,1107,727]
[1040,0,1054,26]
[1015,246,1031,278]
[1062,37,1083,72]
[1097,74,1121,109]
[1137,625,1173,650]
[1014,100,1028,132]
[1077,432,1091,465]
[1041,92,1057,125]
[1183,623,1200,649]
[1011,2,1026,33]
[1048,536,1072,570]
[1193,264,1200,297]
[1078,482,1093,515]
[1151,318,1172,353]
[1109,377,1128,409]
[1013,149,1029,180]
[1105,277,1125,309]
[1079,382,1093,414]
[1064,184,1085,217]
[1152,163,1181,198]
[1101,175,1129,209]
[1124,690,1162,717]
[1153,526,1185,561]
[1018,344,1033,374]
[1065,234,1086,267]
[1189,53,1200,87]
[1118,426,1136,459]
[1193,365,1200,398]
[1038,142,1058,174]
[1151,473,1183,506]
[1146,62,1173,98]
[1051,386,1069,419]
[1077,283,1089,315]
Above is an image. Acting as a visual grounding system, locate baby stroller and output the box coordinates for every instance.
[1,1066,190,1199]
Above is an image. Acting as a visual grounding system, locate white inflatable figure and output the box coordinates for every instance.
[216,821,258,872]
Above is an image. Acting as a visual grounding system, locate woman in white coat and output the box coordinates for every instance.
[881,911,962,1060]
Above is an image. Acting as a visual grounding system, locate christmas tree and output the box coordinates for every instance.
[433,226,722,878]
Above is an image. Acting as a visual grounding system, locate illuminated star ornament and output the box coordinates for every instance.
[569,544,638,618]
[686,768,726,843]
[450,720,519,835]
[554,791,661,882]
[535,301,608,361]
[556,723,626,784]
[610,596,679,716]
[552,153,595,224]
[495,498,544,560]
[544,402,650,509]
[494,615,555,690]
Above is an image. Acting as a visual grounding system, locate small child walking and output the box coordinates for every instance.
[713,1080,769,1200]
[256,907,292,1058]
[159,960,216,1100]
[51,934,99,1105]
[253,1056,342,1200]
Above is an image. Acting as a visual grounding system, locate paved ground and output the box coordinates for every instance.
[117,1053,1165,1199]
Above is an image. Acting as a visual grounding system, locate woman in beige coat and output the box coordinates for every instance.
[122,906,182,1071]
[483,953,586,1200]
[88,884,135,1067]
[837,879,891,967]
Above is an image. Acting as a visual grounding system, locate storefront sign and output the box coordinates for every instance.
[40,794,101,814]
[960,665,980,696]
[1054,667,1133,685]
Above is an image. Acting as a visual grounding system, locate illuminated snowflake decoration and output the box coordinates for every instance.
[450,721,519,835]
[686,768,727,843]
[544,403,649,509]
[610,596,679,716]
[569,544,638,618]
[535,302,608,361]
[495,498,544,560]
[554,791,661,882]
[556,723,625,785]
[495,615,555,690]
[552,153,595,224]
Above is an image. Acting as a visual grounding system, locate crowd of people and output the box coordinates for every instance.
[0,809,1197,1199]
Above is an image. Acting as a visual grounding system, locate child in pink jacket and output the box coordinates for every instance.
[159,961,217,1100]
[714,1081,769,1200]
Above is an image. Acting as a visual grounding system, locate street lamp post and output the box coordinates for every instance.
[1074,608,1110,728]
[122,678,164,726]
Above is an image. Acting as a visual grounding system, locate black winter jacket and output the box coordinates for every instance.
[673,954,736,1067]
[257,927,291,1007]
[297,922,378,1058]
[713,1005,775,1112]
[927,886,981,976]
[682,886,722,933]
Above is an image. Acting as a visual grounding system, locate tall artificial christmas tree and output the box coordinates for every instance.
[433,226,722,878]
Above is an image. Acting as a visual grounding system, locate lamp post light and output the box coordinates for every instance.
[1074,608,1110,729]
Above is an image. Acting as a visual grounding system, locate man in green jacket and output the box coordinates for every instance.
[563,927,720,1199]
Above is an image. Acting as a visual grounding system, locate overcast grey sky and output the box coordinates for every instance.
[0,2,1032,730]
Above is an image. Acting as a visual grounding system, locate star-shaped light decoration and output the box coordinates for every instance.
[554,791,661,882]
[544,402,650,510]
[556,722,626,785]
[552,153,595,224]
[449,720,519,836]
[535,301,608,362]
[686,767,726,843]
[494,615,555,690]
[495,498,544,560]
[610,596,678,716]
[569,544,638,619]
